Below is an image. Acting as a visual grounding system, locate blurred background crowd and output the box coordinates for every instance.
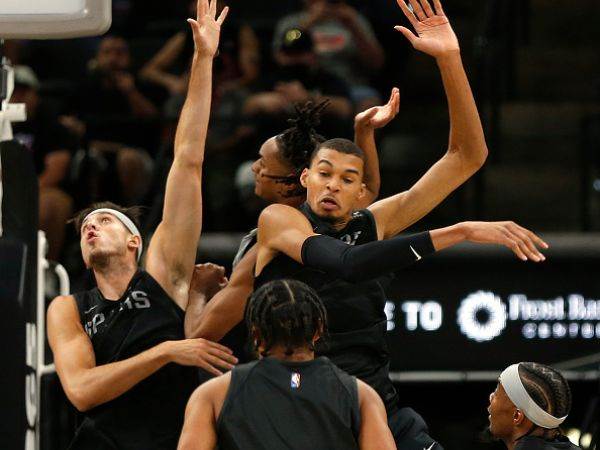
[5,0,600,281]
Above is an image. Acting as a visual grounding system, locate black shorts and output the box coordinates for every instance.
[388,407,444,450]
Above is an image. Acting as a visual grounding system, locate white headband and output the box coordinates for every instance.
[500,363,567,429]
[83,208,143,261]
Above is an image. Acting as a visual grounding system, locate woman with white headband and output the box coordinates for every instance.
[45,1,237,449]
[488,362,580,449]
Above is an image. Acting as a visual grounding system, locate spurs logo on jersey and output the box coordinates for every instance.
[84,290,151,338]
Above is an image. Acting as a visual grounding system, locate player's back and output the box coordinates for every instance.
[217,356,360,450]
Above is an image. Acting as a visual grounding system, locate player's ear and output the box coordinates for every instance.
[128,235,140,253]
[357,182,366,199]
[300,168,309,188]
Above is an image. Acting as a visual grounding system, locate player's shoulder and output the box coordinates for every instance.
[356,379,382,406]
[190,372,232,406]
[259,204,305,225]
[47,295,81,333]
[47,295,78,316]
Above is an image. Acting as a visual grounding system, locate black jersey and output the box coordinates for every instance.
[217,357,360,450]
[515,435,581,450]
[255,203,398,415]
[69,270,199,450]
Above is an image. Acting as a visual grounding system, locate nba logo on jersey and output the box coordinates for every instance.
[291,372,301,389]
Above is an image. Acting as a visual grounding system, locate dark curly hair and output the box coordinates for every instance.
[245,279,328,357]
[273,100,328,197]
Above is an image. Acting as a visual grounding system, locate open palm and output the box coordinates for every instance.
[395,0,459,57]
[187,0,229,58]
[355,88,400,129]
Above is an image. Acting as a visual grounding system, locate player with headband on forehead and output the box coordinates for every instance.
[488,362,581,450]
[46,1,238,449]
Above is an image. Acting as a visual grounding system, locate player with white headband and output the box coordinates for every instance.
[488,362,581,450]
[46,1,238,449]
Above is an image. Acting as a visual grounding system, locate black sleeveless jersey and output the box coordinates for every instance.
[69,270,199,450]
[255,203,399,415]
[515,435,581,450]
[217,357,360,450]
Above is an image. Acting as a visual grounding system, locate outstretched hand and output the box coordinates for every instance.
[355,87,400,130]
[463,221,549,262]
[395,0,459,58]
[187,0,229,58]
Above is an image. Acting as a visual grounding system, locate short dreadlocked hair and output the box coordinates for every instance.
[245,280,328,357]
[518,362,572,421]
[69,201,144,234]
[274,100,328,197]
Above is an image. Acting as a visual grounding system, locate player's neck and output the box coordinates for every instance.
[265,346,314,362]
[93,259,138,300]
[281,195,304,208]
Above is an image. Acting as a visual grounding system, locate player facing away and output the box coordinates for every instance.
[178,280,397,450]
[488,362,581,450]
[46,2,236,449]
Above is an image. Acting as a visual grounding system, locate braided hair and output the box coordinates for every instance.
[519,362,572,419]
[273,100,328,197]
[245,280,328,357]
[515,362,572,440]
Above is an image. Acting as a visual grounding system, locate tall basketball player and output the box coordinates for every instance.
[46,1,235,449]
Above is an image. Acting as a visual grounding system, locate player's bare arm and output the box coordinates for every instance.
[369,0,488,239]
[357,381,397,450]
[354,87,400,208]
[47,296,237,411]
[186,245,257,340]
[145,0,229,309]
[178,373,231,450]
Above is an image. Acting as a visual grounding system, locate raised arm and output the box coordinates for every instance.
[369,0,488,239]
[146,0,229,309]
[354,87,400,208]
[47,296,237,412]
[357,381,396,450]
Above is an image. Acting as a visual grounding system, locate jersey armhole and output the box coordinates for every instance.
[328,363,361,434]
[216,361,260,430]
[360,208,379,241]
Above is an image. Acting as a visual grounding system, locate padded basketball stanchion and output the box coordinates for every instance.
[35,231,71,450]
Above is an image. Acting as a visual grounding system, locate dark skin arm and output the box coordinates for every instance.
[186,246,256,341]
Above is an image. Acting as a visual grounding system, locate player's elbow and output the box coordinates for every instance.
[65,382,94,412]
[173,150,204,171]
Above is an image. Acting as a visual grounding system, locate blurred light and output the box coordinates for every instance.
[593,179,600,192]
[581,433,592,448]
[565,428,580,445]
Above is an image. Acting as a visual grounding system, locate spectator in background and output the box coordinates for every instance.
[273,0,385,111]
[10,66,78,261]
[66,35,157,206]
[244,27,353,139]
[140,0,261,122]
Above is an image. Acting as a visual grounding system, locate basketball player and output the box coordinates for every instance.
[185,89,400,339]
[488,362,580,450]
[46,2,236,449]
[178,280,396,450]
